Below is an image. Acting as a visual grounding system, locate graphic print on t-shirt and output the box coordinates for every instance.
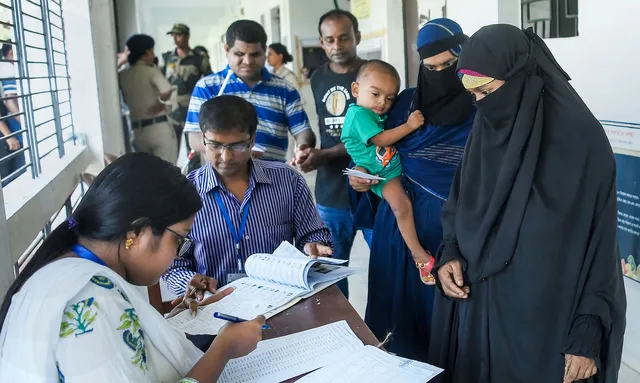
[321,85,352,138]
[376,146,397,168]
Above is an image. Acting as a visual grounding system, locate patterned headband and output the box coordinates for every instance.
[457,69,495,90]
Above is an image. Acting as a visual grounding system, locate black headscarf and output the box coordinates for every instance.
[436,25,625,381]
[126,34,155,65]
[414,19,472,126]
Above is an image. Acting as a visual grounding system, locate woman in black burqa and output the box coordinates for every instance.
[428,24,626,383]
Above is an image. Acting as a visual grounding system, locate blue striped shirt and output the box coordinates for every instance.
[184,66,311,162]
[163,159,332,294]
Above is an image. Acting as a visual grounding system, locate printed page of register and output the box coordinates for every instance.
[218,320,363,383]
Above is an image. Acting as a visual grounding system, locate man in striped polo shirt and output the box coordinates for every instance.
[185,20,315,162]
[164,95,332,298]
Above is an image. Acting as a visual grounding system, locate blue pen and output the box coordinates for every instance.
[213,312,271,330]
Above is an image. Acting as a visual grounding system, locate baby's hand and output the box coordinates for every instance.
[407,110,425,130]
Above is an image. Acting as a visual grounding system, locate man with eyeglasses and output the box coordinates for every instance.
[163,95,332,301]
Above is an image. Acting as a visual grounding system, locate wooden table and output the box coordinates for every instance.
[185,285,379,382]
[264,285,379,382]
[264,285,377,344]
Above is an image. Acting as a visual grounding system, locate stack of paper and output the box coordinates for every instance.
[218,320,363,383]
[296,345,444,383]
[342,168,386,181]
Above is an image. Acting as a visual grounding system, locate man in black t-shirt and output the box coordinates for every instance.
[293,10,371,298]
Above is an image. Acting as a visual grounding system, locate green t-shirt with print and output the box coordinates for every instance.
[341,104,402,180]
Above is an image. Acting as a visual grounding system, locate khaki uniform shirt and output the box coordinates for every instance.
[161,49,211,127]
[119,61,173,122]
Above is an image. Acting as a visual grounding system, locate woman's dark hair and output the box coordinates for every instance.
[1,43,12,59]
[126,34,155,65]
[0,152,202,331]
[268,43,293,64]
[199,95,258,136]
[226,20,267,50]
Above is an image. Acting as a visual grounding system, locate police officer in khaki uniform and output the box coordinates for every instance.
[119,34,178,163]
[161,24,211,159]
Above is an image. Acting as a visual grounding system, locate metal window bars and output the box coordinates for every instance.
[0,0,75,187]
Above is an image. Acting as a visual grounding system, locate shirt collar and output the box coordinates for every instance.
[172,48,195,58]
[224,65,272,83]
[201,158,271,194]
[134,61,154,67]
[349,104,388,122]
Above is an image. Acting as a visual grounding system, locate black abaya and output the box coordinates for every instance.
[428,26,626,382]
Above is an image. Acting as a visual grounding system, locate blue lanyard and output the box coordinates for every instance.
[72,244,107,267]
[213,190,251,273]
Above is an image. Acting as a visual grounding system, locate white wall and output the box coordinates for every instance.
[145,7,229,58]
[85,0,125,171]
[353,0,407,89]
[542,1,640,124]
[446,0,499,35]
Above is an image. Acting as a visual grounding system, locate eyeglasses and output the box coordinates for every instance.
[202,138,252,153]
[165,228,193,258]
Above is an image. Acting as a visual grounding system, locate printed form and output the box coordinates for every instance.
[296,345,444,383]
[218,320,363,383]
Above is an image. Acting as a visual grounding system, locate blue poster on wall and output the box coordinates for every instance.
[615,153,640,282]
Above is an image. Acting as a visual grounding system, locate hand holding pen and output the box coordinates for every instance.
[213,315,267,359]
[214,312,271,330]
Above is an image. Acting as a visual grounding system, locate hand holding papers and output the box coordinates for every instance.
[343,168,386,181]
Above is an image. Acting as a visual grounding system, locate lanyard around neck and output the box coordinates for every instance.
[72,244,107,267]
[213,190,251,273]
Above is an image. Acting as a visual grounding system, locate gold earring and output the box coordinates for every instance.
[125,239,133,249]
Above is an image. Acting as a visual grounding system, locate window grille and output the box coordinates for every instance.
[0,0,75,187]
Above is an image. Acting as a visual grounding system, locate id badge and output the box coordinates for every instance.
[227,273,247,283]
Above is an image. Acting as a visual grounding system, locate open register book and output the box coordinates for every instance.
[167,241,355,335]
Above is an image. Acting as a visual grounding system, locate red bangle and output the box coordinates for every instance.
[425,256,435,273]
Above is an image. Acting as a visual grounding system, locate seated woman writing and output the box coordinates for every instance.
[0,152,265,382]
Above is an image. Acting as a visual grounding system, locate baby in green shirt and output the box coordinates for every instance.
[341,60,434,285]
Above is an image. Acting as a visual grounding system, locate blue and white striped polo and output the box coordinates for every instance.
[184,66,311,161]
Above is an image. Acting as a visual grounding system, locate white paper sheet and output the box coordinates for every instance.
[342,168,386,181]
[167,279,303,335]
[296,345,444,383]
[218,320,364,383]
[244,253,310,288]
[273,241,348,265]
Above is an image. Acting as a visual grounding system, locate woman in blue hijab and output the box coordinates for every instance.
[350,18,474,362]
